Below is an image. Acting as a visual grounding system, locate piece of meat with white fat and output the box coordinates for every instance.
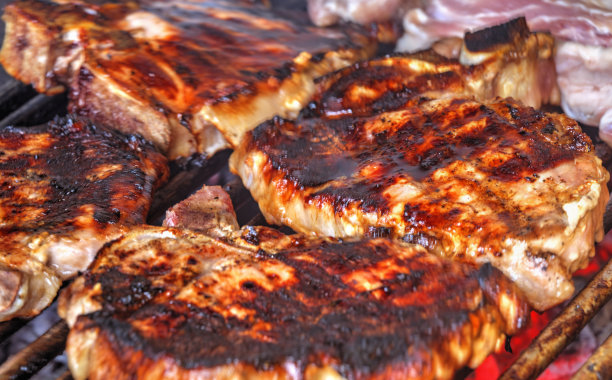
[307,18,559,114]
[0,116,168,321]
[307,1,612,144]
[163,185,239,237]
[231,95,609,311]
[393,0,612,144]
[58,221,528,380]
[0,0,375,159]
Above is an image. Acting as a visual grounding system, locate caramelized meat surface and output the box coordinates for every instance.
[59,224,528,380]
[231,97,609,311]
[0,116,168,321]
[0,0,375,158]
[306,18,559,118]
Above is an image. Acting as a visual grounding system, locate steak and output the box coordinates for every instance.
[0,116,168,321]
[231,95,609,311]
[59,220,528,380]
[0,0,375,159]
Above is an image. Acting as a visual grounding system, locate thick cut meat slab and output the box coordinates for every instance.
[0,0,375,159]
[307,18,559,115]
[58,224,528,380]
[231,97,609,311]
[0,116,168,321]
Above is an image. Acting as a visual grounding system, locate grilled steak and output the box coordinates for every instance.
[59,221,528,380]
[0,116,168,321]
[231,96,609,311]
[0,0,375,159]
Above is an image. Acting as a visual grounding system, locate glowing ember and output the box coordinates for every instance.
[469,231,612,379]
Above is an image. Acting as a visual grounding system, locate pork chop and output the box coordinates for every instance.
[0,0,375,159]
[305,18,559,115]
[231,96,609,311]
[0,116,168,320]
[58,221,528,380]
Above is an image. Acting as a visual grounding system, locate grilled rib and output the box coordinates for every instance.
[0,0,375,159]
[231,96,609,311]
[0,116,168,321]
[58,220,528,380]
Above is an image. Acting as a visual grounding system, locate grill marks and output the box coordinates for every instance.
[232,92,609,310]
[0,116,168,320]
[61,226,528,379]
[251,99,590,216]
[1,0,375,158]
[0,118,167,235]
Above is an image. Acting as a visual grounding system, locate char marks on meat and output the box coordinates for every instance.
[0,116,168,321]
[308,18,558,115]
[232,94,609,311]
[59,221,528,380]
[0,0,376,159]
[230,20,603,311]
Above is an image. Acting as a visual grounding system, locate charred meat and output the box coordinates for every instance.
[307,18,559,115]
[0,116,168,321]
[59,221,528,380]
[0,0,375,159]
[231,96,609,311]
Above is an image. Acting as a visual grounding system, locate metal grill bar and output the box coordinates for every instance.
[0,93,67,129]
[500,257,612,379]
[0,80,36,120]
[572,332,612,380]
[0,319,29,344]
[0,321,69,380]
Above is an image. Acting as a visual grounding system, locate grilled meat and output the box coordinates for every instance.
[0,0,375,159]
[307,18,559,114]
[59,221,528,380]
[163,185,239,237]
[393,0,612,145]
[0,116,168,321]
[231,96,609,311]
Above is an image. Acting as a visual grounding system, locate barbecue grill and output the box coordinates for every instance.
[0,1,611,378]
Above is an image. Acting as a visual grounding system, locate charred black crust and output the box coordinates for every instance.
[82,237,515,376]
[464,18,530,53]
[0,115,168,234]
[251,98,591,222]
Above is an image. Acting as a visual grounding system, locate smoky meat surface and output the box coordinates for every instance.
[59,223,528,380]
[0,0,375,158]
[0,116,168,321]
[231,96,609,311]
